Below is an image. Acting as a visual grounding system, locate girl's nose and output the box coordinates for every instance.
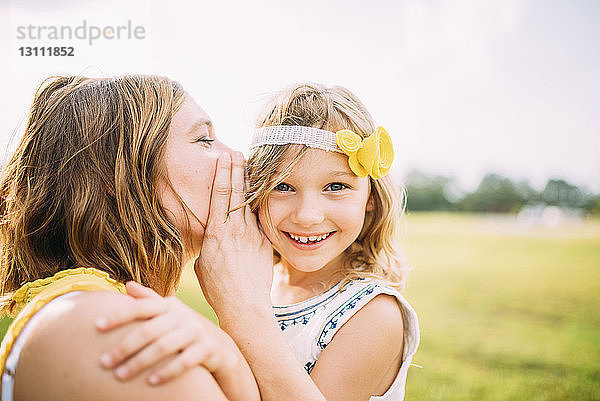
[290,195,325,227]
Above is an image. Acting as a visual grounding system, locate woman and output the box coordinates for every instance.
[0,75,264,401]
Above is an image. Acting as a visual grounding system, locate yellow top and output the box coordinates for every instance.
[0,267,126,391]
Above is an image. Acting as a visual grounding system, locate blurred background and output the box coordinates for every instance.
[1,0,599,400]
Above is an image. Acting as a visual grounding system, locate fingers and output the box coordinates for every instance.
[95,297,166,331]
[207,151,250,228]
[112,325,198,381]
[242,158,255,224]
[126,281,161,299]
[208,152,232,226]
[146,342,218,385]
[99,312,175,369]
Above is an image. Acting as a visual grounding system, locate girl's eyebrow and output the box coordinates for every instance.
[329,171,357,179]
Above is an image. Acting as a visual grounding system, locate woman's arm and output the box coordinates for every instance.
[193,152,326,401]
[13,290,229,401]
[197,246,404,401]
[215,295,404,401]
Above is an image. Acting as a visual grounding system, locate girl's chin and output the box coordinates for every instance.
[279,258,327,273]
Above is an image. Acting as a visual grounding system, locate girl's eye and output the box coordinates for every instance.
[275,183,293,192]
[193,137,214,147]
[326,182,348,191]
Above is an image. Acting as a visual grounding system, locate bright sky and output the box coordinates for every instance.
[1,0,598,192]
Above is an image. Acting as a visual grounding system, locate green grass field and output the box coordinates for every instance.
[400,213,600,401]
[1,213,599,400]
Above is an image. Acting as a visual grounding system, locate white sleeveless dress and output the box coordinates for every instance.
[273,279,420,401]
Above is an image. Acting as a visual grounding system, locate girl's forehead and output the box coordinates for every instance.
[282,148,357,179]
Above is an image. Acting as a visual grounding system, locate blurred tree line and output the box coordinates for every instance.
[403,170,600,215]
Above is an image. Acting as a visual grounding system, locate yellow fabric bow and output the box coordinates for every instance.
[335,126,394,179]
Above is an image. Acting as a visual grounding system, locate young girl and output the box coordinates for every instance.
[96,83,420,401]
[246,83,419,399]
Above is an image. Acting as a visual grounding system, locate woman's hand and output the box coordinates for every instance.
[95,281,260,401]
[194,152,274,320]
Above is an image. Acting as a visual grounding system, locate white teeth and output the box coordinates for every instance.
[288,232,331,244]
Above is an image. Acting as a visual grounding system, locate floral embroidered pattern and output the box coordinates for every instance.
[278,311,317,331]
[274,283,344,331]
[304,361,316,374]
[317,284,376,350]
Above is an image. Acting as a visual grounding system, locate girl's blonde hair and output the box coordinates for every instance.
[0,75,187,314]
[247,83,409,290]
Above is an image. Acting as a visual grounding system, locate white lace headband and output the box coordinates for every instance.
[249,126,343,154]
[249,125,394,179]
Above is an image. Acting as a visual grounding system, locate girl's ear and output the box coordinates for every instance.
[366,195,375,212]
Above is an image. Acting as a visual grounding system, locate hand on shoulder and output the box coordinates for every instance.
[13,290,228,401]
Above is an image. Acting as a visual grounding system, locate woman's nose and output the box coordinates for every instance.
[214,140,235,156]
[290,195,325,227]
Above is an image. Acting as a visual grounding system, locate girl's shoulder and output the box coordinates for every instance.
[336,278,418,323]
[317,278,419,357]
[307,279,420,399]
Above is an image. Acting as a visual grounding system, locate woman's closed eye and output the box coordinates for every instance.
[192,136,215,147]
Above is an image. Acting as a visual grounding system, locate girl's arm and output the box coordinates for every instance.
[95,282,259,401]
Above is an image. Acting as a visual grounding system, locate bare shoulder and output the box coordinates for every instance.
[331,293,404,352]
[311,294,405,399]
[13,291,227,401]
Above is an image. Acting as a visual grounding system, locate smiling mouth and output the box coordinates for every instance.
[284,231,335,245]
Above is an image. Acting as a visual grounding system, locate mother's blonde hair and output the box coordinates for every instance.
[247,83,409,289]
[0,75,187,314]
